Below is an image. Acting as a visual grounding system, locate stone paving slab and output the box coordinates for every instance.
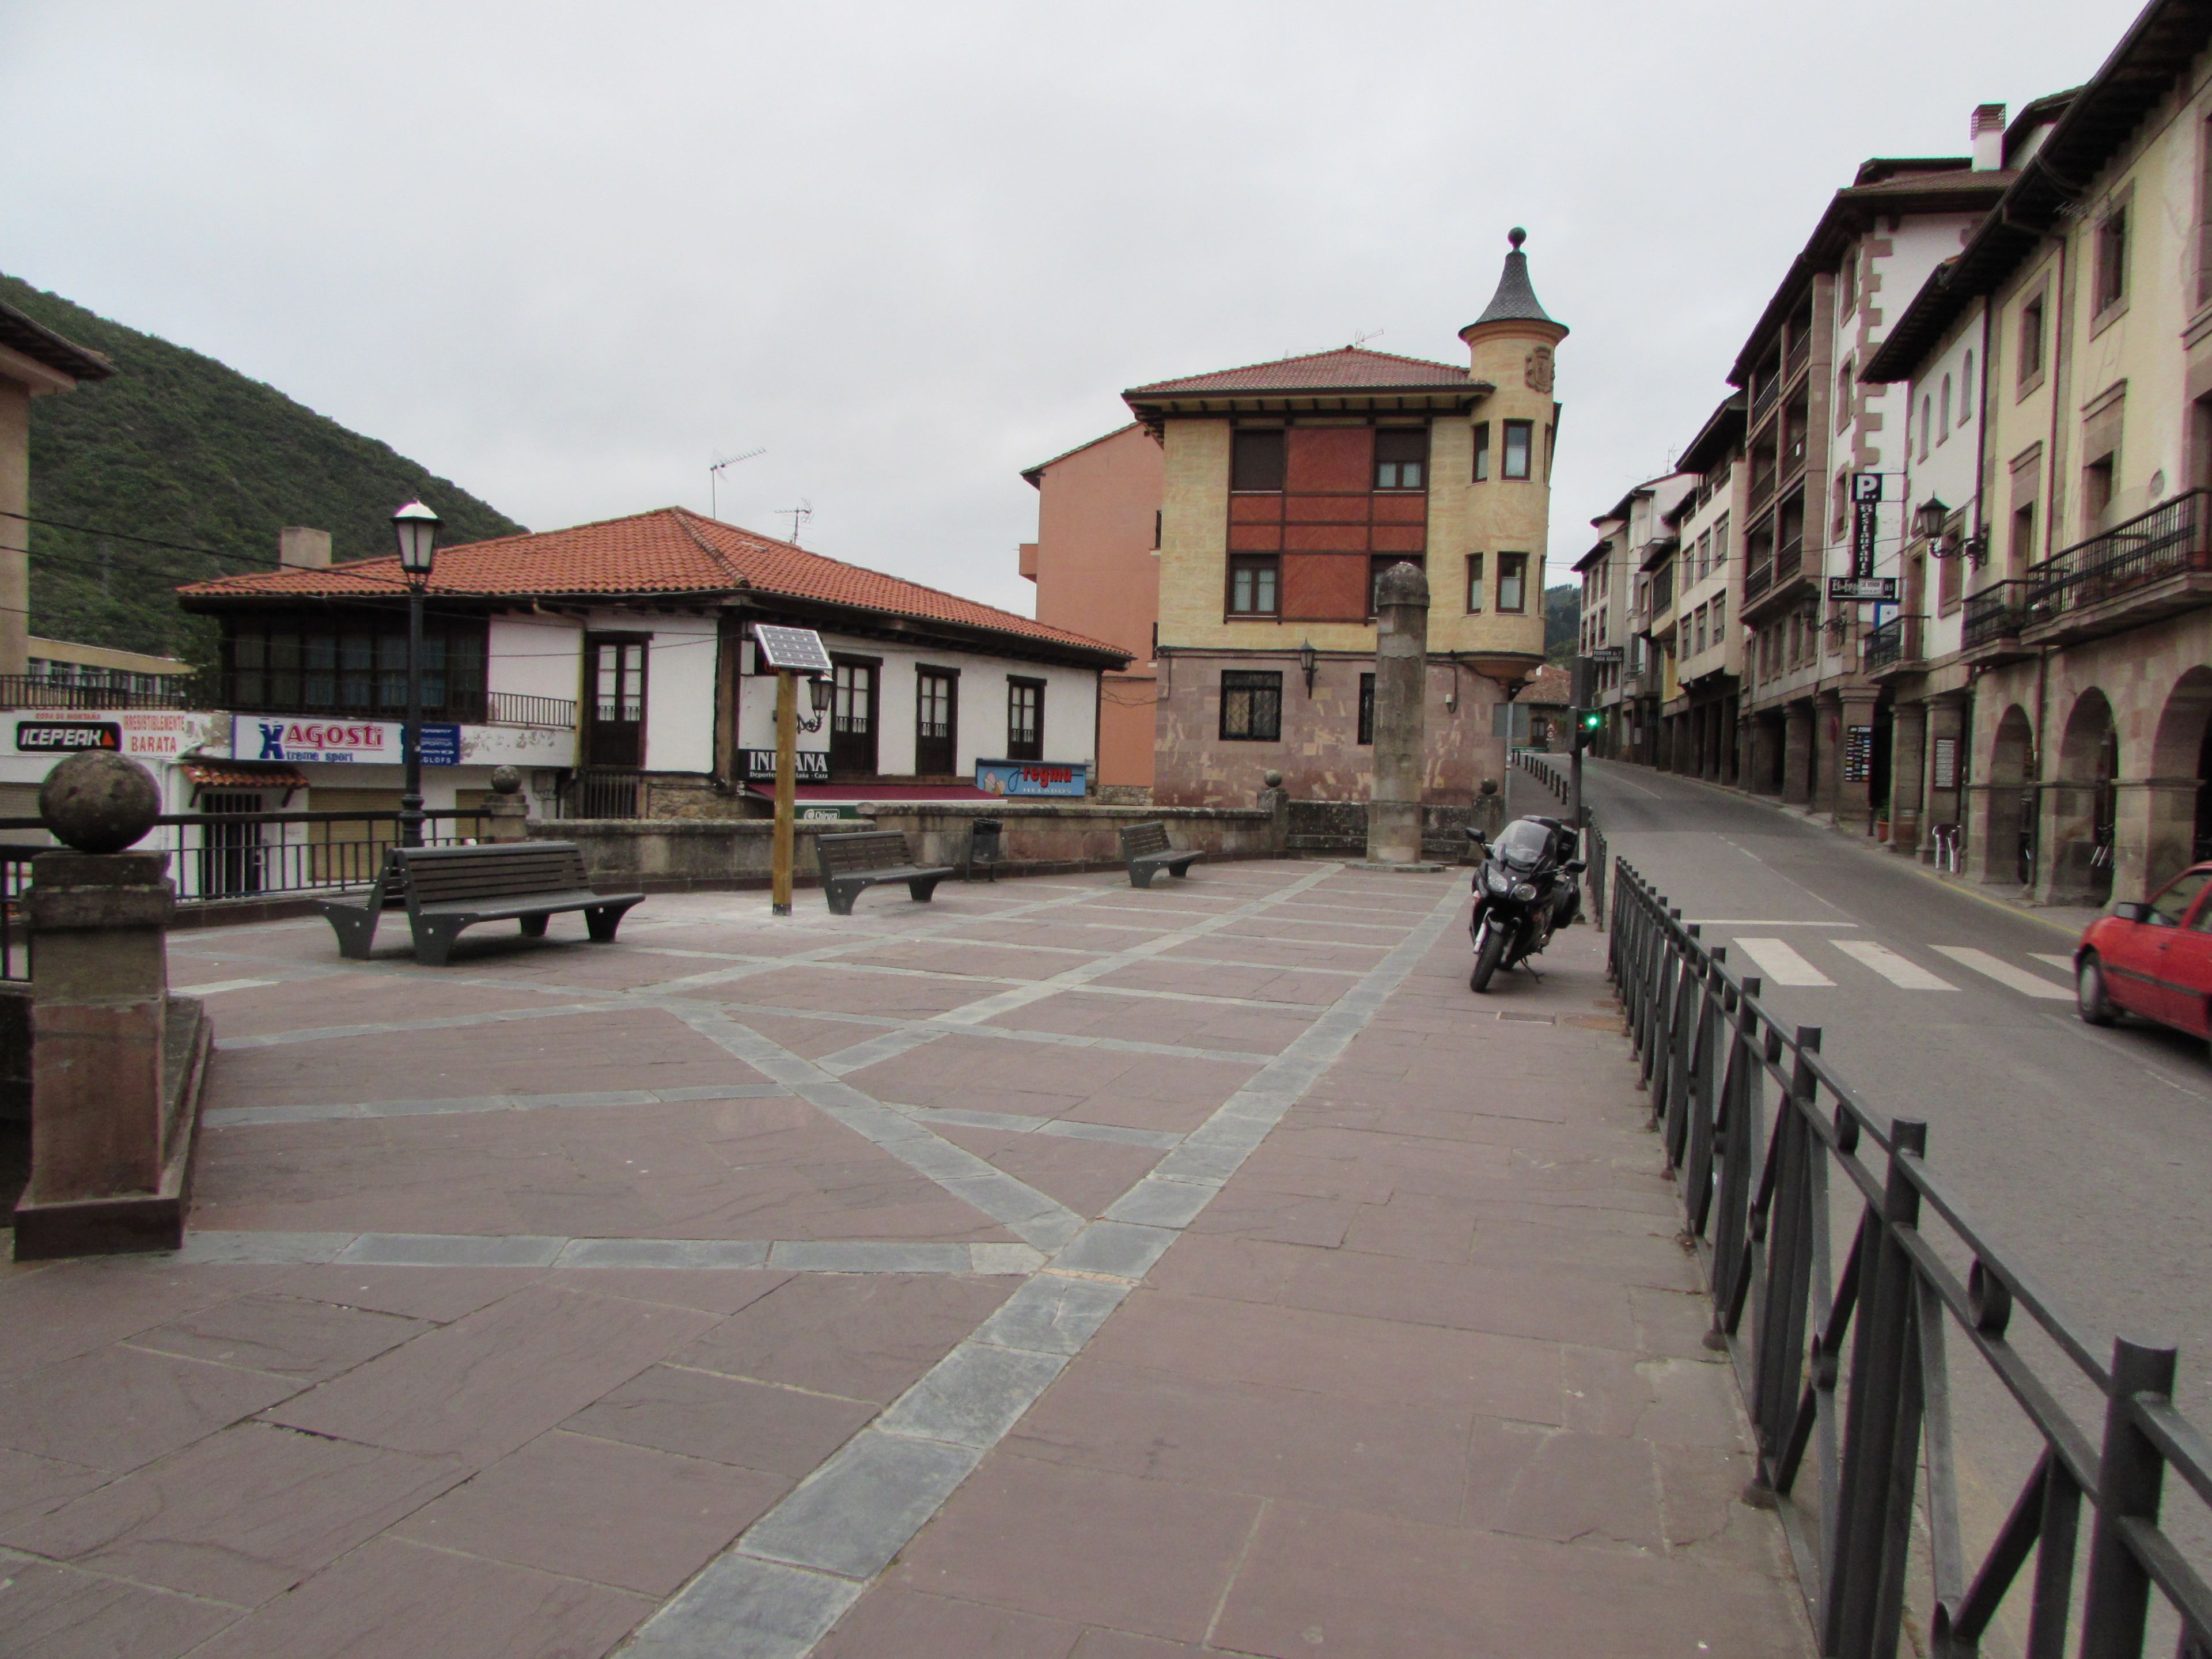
[0,862,1811,1657]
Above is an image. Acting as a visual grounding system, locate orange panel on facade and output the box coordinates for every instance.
[1280,552,1372,620]
[1285,521,1368,552]
[1285,427,1372,493]
[1284,494,1369,524]
[1229,494,1284,523]
[1371,493,1428,524]
[1228,522,1283,551]
[1371,524,1426,553]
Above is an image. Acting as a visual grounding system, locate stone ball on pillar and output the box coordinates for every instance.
[1263,770,1283,789]
[39,751,161,854]
[490,766,522,796]
[1374,561,1429,607]
[1479,778,1498,797]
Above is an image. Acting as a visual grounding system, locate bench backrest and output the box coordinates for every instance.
[817,831,915,877]
[392,842,592,906]
[1119,821,1171,858]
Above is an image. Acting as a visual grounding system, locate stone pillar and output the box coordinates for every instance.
[1921,696,1968,862]
[1887,700,1927,855]
[1783,703,1814,805]
[1747,710,1777,794]
[13,754,210,1259]
[1834,690,1880,828]
[1256,768,1290,857]
[1366,562,1429,865]
[1963,783,2024,888]
[2135,778,2202,901]
[1469,777,1506,844]
[484,765,529,843]
[2036,780,2099,906]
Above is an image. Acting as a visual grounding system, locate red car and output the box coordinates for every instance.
[2077,862,2212,1041]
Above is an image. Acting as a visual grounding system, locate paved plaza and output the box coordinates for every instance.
[0,859,1811,1657]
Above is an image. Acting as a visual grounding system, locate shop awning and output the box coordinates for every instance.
[184,761,311,790]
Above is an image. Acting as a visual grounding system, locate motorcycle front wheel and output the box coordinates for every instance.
[1470,921,1509,993]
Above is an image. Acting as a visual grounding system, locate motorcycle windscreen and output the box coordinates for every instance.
[1493,819,1555,870]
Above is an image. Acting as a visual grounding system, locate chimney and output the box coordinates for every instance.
[1971,103,2006,172]
[279,526,331,569]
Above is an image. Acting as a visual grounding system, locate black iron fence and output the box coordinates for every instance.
[0,676,205,711]
[1612,857,2212,1657]
[0,809,497,981]
[2027,490,2211,622]
[1863,613,1923,673]
[558,770,644,819]
[0,678,575,729]
[1964,579,2030,650]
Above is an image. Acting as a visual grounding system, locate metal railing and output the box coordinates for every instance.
[1863,613,1923,673]
[1747,560,1775,600]
[2027,490,2211,621]
[0,675,206,711]
[1963,579,2029,650]
[483,691,577,729]
[0,810,497,978]
[558,769,645,820]
[1777,535,1805,584]
[1611,858,2212,1658]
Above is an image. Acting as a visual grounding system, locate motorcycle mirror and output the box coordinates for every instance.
[1563,859,1587,876]
[1464,827,1487,847]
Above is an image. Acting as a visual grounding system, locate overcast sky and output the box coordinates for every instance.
[3,1,2135,615]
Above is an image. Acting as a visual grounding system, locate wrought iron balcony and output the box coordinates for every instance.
[1863,613,1923,675]
[1744,560,1773,600]
[0,675,208,711]
[1961,579,2029,652]
[1775,536,1804,583]
[2023,489,2211,639]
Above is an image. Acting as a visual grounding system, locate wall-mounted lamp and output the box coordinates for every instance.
[798,674,832,733]
[1298,639,1317,695]
[1912,497,1950,543]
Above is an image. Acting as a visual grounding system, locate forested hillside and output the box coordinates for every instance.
[1544,582,1577,664]
[2,274,524,664]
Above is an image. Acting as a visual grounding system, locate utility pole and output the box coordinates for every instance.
[1569,653,1593,830]
[771,669,797,914]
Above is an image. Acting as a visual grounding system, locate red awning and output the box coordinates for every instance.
[185,762,311,790]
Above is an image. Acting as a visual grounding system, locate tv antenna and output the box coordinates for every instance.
[779,499,813,547]
[709,448,766,518]
[1352,327,1385,347]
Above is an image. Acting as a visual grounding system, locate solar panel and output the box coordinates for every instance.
[752,626,834,676]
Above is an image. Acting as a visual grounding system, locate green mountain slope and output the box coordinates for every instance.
[1544,582,1577,665]
[2,274,525,665]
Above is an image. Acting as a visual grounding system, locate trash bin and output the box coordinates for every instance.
[968,818,1005,882]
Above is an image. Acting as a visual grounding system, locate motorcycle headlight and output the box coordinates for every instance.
[1484,869,1512,895]
[1512,881,1540,902]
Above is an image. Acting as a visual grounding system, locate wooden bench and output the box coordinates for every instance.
[816,831,959,916]
[1119,821,1203,888]
[315,842,645,967]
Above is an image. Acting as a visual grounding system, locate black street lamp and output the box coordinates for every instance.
[393,499,441,847]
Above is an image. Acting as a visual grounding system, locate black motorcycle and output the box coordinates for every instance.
[1466,815,1585,993]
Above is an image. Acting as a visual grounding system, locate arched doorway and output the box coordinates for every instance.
[1987,704,2035,887]
[2151,666,2212,889]
[2056,688,2118,904]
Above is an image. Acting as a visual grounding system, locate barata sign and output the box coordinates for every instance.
[233,717,460,766]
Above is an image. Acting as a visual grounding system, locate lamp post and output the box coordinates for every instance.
[393,500,441,847]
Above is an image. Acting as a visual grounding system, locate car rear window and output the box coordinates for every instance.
[2150,869,2210,926]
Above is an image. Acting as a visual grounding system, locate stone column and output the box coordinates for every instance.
[13,754,210,1259]
[1833,690,1880,827]
[1921,696,1967,862]
[1256,768,1290,857]
[484,765,529,843]
[1783,703,1814,805]
[2135,778,2202,901]
[1366,562,1429,865]
[1887,700,1927,855]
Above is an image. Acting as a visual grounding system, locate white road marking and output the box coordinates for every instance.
[1733,937,1836,987]
[1831,940,1956,991]
[172,978,279,997]
[1688,920,1861,928]
[2031,953,2077,973]
[1931,946,2074,1001]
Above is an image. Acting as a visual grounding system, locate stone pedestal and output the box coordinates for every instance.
[1366,563,1429,866]
[1256,771,1290,857]
[485,794,529,843]
[13,851,209,1258]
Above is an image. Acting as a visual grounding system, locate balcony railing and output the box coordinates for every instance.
[0,675,205,711]
[0,808,497,978]
[558,769,645,820]
[1962,579,2029,650]
[483,692,578,729]
[1783,329,1810,380]
[2025,488,2211,621]
[1744,560,1773,600]
[1863,612,1923,673]
[1775,536,1804,583]
[1751,373,1780,421]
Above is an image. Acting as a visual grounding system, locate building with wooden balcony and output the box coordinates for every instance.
[1863,0,2212,907]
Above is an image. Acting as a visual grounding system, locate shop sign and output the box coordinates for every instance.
[1851,472,1881,578]
[15,720,120,753]
[234,716,461,765]
[743,749,830,783]
[1844,724,1874,783]
[797,804,863,822]
[1828,577,1897,603]
[977,759,1087,797]
[1933,736,1959,791]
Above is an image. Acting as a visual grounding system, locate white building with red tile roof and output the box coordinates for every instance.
[177,507,1128,823]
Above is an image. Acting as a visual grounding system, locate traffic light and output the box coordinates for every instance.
[1578,707,1604,735]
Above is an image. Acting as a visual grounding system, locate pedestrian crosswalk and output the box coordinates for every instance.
[1688,924,2076,1004]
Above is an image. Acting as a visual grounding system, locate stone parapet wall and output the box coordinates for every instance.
[531,801,1278,892]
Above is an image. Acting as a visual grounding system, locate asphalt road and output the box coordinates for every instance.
[1500,757,2212,1639]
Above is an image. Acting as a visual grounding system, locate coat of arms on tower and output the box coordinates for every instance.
[1524,346,1554,393]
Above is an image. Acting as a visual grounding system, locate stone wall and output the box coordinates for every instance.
[531,801,1279,891]
[1286,799,1480,862]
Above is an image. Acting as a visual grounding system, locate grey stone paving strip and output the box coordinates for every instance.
[620,872,1463,1659]
[893,1103,1183,1151]
[205,1082,789,1128]
[172,1230,1041,1275]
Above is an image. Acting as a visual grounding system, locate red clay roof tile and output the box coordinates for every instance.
[178,508,1126,661]
[1126,346,1472,396]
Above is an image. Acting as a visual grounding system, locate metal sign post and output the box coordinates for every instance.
[753,627,835,918]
